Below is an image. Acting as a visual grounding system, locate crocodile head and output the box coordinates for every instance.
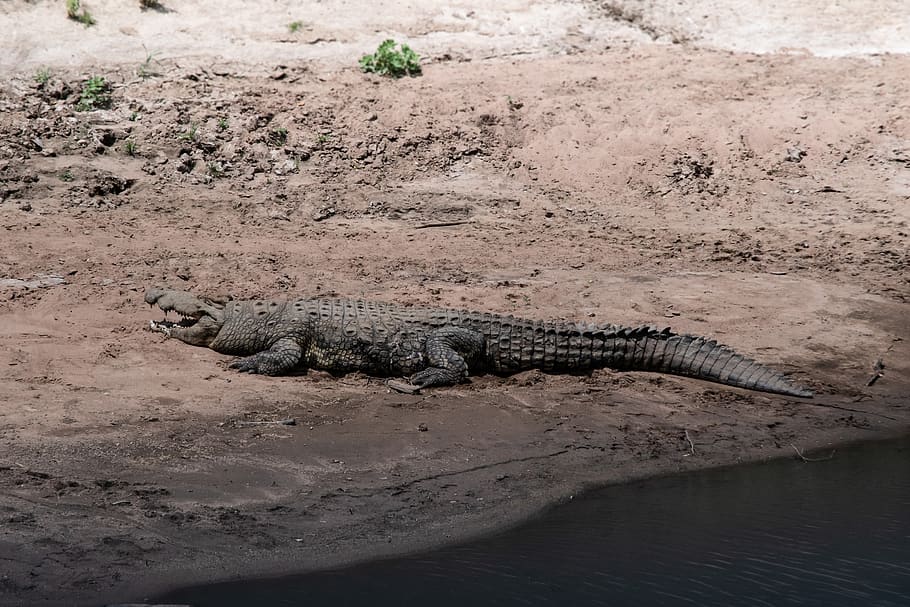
[145,288,228,347]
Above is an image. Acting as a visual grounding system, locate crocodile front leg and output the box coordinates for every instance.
[228,337,303,376]
[407,327,486,388]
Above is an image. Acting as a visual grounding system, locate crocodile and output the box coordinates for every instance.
[144,288,813,398]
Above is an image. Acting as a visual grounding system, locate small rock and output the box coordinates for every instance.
[44,79,72,100]
[98,130,117,147]
[785,146,807,162]
[89,174,135,196]
[176,153,195,174]
[312,207,336,222]
[0,274,66,289]
[274,159,298,175]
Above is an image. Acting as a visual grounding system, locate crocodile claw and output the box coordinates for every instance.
[386,379,422,395]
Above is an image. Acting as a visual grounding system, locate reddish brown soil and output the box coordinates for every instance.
[1,9,909,606]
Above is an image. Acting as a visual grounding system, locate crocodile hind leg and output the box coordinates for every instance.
[406,327,486,389]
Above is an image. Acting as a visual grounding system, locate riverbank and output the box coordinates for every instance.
[1,1,909,605]
[155,437,910,606]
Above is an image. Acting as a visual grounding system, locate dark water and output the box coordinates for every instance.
[159,438,910,606]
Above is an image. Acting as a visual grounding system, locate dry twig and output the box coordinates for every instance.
[226,418,296,428]
[866,358,885,387]
[684,429,696,456]
[414,220,474,229]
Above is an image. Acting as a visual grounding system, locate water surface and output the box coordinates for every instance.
[160,438,910,606]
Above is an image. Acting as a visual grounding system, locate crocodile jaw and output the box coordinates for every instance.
[145,288,225,347]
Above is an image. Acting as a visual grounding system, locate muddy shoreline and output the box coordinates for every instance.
[2,1,910,605]
[144,430,910,606]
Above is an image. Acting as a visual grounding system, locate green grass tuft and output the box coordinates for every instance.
[34,68,51,85]
[76,76,111,111]
[268,126,288,147]
[137,48,161,79]
[206,161,226,178]
[66,0,96,26]
[177,123,200,142]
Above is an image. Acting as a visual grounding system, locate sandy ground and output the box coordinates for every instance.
[1,1,909,605]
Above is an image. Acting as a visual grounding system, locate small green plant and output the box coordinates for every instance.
[268,126,288,147]
[178,123,199,142]
[206,161,226,178]
[128,111,139,121]
[66,0,96,26]
[76,76,111,111]
[60,169,75,182]
[288,20,304,33]
[216,117,229,132]
[359,39,421,78]
[137,48,160,79]
[139,0,163,9]
[34,67,51,85]
[123,139,138,156]
[316,133,329,145]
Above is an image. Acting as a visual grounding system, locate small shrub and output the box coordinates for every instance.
[123,139,138,156]
[206,161,226,178]
[66,0,96,26]
[34,68,51,85]
[60,169,75,182]
[359,39,421,78]
[216,117,229,132]
[288,21,304,33]
[76,76,111,111]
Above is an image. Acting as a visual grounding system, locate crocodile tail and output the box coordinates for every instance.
[602,326,813,398]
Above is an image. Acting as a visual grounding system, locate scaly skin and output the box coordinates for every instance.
[144,288,813,398]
